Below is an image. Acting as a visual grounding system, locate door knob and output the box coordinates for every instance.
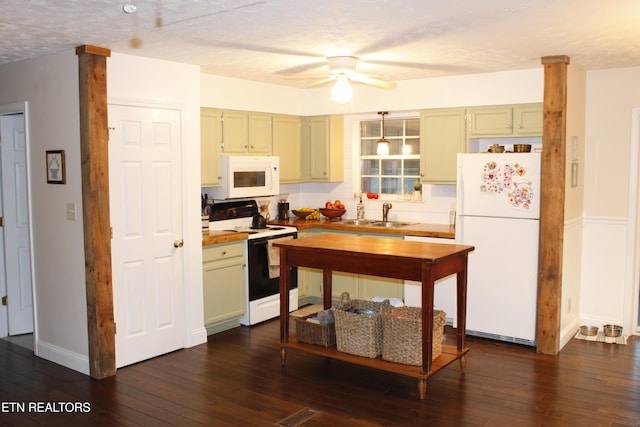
[173,239,184,248]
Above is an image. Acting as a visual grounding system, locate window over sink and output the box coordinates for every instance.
[359,115,421,199]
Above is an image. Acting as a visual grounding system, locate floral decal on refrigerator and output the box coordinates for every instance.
[480,161,534,209]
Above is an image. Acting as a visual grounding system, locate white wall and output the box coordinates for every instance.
[0,51,90,373]
[200,74,304,114]
[560,64,587,347]
[582,66,640,334]
[108,53,207,349]
[303,68,545,115]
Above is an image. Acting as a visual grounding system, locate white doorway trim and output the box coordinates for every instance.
[0,101,36,342]
[626,107,640,335]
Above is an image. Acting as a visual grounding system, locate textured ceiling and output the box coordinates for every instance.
[2,0,640,87]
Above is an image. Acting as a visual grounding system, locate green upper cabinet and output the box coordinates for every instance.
[302,115,344,182]
[220,111,272,154]
[247,112,273,154]
[468,106,513,136]
[420,108,467,184]
[467,103,542,137]
[220,110,249,154]
[201,108,222,187]
[272,114,302,183]
[513,104,543,136]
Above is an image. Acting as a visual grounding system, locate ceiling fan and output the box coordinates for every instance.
[283,56,397,103]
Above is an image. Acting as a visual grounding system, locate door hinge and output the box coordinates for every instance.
[110,227,113,239]
[114,322,116,334]
[0,217,4,227]
[2,296,7,306]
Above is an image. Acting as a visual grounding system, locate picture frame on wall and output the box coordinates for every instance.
[46,150,66,184]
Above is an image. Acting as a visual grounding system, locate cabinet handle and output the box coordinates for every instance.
[517,124,523,129]
[221,250,227,256]
[506,124,512,129]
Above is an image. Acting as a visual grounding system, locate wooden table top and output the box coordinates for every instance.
[274,233,474,264]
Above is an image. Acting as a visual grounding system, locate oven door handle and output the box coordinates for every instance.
[248,239,269,248]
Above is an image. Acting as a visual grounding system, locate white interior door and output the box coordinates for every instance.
[0,113,33,336]
[109,105,185,368]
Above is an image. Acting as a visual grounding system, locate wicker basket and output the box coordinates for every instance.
[295,314,336,347]
[332,292,391,358]
[381,306,446,366]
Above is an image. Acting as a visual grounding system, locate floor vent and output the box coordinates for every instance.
[275,407,321,427]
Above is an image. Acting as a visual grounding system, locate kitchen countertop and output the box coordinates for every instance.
[268,217,456,239]
[202,229,249,246]
[202,217,455,247]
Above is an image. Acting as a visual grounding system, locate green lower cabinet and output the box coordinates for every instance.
[298,230,403,305]
[358,274,403,300]
[202,241,246,334]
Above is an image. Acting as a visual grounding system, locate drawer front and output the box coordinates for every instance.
[203,242,245,263]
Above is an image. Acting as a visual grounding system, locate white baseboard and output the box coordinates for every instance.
[35,340,90,375]
[186,326,208,347]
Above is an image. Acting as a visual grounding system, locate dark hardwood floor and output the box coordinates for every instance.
[1,320,639,426]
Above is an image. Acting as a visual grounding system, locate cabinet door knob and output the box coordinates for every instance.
[221,250,227,256]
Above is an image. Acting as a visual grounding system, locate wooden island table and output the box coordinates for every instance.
[275,233,474,399]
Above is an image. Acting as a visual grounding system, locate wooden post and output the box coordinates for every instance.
[76,45,114,378]
[537,55,569,355]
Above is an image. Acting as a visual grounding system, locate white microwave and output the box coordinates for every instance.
[214,155,280,199]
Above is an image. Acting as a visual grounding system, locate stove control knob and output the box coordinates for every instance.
[173,239,184,248]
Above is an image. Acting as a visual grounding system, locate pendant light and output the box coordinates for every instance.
[376,111,390,156]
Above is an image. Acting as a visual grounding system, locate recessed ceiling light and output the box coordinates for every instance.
[123,2,137,14]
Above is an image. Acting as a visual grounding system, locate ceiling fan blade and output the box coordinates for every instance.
[364,59,470,73]
[277,61,328,75]
[349,73,397,89]
[282,74,334,81]
[306,77,337,88]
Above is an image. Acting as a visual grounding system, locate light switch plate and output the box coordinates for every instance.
[66,203,77,221]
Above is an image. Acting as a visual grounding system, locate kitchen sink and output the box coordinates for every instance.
[339,219,378,226]
[369,221,417,228]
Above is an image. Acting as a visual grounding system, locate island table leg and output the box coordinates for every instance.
[279,248,291,367]
[418,379,427,400]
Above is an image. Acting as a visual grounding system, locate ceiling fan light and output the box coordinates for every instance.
[331,75,352,103]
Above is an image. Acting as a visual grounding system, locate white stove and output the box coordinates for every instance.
[209,218,298,239]
[207,200,298,325]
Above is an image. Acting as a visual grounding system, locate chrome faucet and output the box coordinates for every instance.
[382,202,392,222]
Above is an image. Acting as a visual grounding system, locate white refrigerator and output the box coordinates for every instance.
[456,152,541,346]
